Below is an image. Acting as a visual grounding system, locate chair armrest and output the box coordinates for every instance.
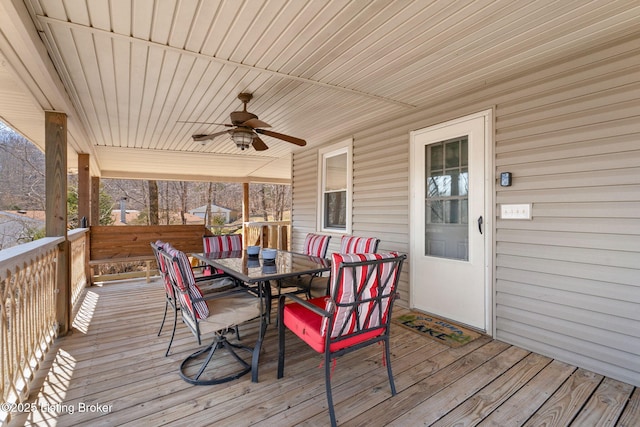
[278,293,331,318]
[192,285,249,302]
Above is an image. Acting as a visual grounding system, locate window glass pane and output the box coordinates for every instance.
[427,200,443,224]
[459,168,468,196]
[445,200,459,224]
[461,139,468,167]
[428,174,452,197]
[324,191,346,229]
[429,145,443,173]
[445,141,459,169]
[461,198,468,224]
[325,153,347,191]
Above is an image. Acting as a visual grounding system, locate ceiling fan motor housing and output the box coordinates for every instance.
[230,110,258,126]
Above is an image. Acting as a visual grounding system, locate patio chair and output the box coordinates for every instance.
[277,252,406,427]
[203,234,243,252]
[161,246,267,384]
[276,233,331,299]
[311,235,381,297]
[339,235,380,254]
[151,241,239,356]
[202,234,244,274]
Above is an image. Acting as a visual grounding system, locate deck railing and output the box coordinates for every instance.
[0,237,63,421]
[0,228,89,424]
[69,228,89,308]
[245,221,290,250]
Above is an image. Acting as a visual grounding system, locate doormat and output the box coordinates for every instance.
[393,312,482,347]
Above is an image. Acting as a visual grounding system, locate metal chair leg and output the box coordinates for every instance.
[325,352,337,427]
[385,336,396,395]
[179,334,254,385]
[157,299,169,336]
[165,302,178,357]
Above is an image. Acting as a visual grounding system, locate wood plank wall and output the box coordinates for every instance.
[89,225,210,260]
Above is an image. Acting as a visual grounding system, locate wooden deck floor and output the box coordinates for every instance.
[11,278,639,426]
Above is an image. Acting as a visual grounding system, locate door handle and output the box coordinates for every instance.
[478,216,483,234]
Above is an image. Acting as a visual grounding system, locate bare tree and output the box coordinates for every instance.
[0,122,45,210]
[204,182,213,226]
[148,180,159,225]
[259,185,268,221]
[173,181,189,224]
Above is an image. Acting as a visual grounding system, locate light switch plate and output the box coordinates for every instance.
[501,203,532,219]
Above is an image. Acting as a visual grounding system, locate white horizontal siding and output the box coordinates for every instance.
[293,34,640,386]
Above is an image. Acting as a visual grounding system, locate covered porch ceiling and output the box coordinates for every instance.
[0,1,637,183]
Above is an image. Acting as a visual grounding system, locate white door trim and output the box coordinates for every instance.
[408,109,495,335]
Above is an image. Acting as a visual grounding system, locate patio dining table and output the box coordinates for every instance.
[192,249,331,284]
[192,249,331,321]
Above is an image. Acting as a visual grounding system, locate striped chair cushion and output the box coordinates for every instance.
[303,233,331,258]
[340,235,379,254]
[203,234,243,252]
[154,241,175,298]
[322,252,399,338]
[166,247,209,320]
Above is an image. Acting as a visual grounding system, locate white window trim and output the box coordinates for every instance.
[317,138,352,234]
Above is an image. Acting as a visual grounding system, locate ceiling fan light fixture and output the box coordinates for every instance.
[231,128,254,150]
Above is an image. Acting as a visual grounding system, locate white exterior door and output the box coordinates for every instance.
[410,111,491,331]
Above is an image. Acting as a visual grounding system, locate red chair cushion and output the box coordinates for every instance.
[283,297,385,353]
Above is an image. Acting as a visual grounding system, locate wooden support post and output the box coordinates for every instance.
[242,182,249,249]
[77,153,90,226]
[90,176,100,226]
[45,111,70,335]
[78,154,91,286]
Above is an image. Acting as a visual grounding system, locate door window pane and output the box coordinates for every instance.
[425,137,469,261]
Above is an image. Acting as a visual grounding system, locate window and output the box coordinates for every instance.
[318,139,352,233]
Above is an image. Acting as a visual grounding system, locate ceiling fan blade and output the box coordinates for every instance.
[192,130,229,142]
[255,129,306,146]
[252,137,269,151]
[243,118,271,129]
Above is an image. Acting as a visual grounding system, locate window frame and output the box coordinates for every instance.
[317,138,352,234]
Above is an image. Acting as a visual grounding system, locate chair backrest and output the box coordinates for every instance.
[161,247,209,326]
[151,241,174,298]
[203,234,243,252]
[321,252,405,339]
[302,233,331,258]
[340,235,380,254]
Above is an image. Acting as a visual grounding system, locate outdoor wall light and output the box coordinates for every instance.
[500,172,512,187]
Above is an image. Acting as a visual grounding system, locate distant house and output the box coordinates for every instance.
[188,204,235,224]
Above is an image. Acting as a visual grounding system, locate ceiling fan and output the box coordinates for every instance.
[184,93,306,151]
